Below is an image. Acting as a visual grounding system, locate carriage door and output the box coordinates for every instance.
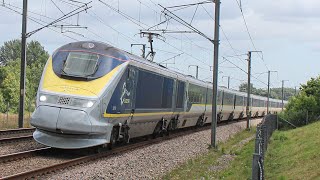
[122,67,137,114]
[104,66,137,116]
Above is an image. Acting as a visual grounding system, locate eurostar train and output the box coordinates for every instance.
[31,41,286,149]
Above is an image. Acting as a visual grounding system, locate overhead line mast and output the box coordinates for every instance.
[17,1,91,128]
[246,51,262,130]
[211,0,220,148]
[157,0,219,148]
[18,0,28,128]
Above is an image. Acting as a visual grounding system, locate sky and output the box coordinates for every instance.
[0,0,319,90]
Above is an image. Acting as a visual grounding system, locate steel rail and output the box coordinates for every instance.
[0,135,33,144]
[0,128,35,136]
[0,147,51,163]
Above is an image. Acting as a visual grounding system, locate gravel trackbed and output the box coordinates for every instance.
[45,119,261,180]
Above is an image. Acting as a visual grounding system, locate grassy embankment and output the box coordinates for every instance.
[264,121,320,179]
[163,129,256,179]
[164,121,320,179]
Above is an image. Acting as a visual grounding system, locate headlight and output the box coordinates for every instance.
[86,101,94,108]
[39,95,47,102]
[38,93,95,108]
[39,94,58,103]
[71,99,95,108]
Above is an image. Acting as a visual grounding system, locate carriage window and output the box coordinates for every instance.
[223,92,234,105]
[176,81,185,108]
[135,70,164,108]
[188,84,207,104]
[217,90,222,105]
[235,95,244,106]
[162,78,174,108]
[206,89,222,105]
[207,89,212,104]
[252,99,260,107]
[259,100,265,107]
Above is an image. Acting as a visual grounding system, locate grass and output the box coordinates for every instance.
[0,113,31,130]
[164,121,320,180]
[217,137,255,179]
[264,121,320,179]
[163,129,257,180]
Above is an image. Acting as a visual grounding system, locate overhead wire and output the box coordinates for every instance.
[50,0,65,15]
[4,0,272,88]
[222,56,268,86]
[0,2,80,41]
[196,0,247,66]
[146,1,217,70]
[234,0,269,71]
[98,0,148,29]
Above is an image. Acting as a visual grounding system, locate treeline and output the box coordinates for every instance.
[238,78,319,127]
[0,39,49,113]
[238,82,296,100]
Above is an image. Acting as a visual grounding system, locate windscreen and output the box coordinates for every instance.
[63,52,99,77]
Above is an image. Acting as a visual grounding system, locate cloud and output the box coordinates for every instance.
[0,0,318,88]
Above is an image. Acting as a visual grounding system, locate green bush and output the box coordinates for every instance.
[281,76,320,127]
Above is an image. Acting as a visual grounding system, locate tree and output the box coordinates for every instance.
[300,76,320,109]
[0,39,49,113]
[239,83,256,93]
[0,60,21,112]
[26,41,49,66]
[0,91,5,112]
[0,39,21,65]
[238,82,295,100]
[0,39,49,66]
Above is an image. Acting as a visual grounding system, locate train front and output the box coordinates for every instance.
[31,41,128,149]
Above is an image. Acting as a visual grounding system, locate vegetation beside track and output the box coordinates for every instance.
[280,75,320,127]
[264,121,320,179]
[163,129,256,179]
[164,121,320,180]
[0,113,31,130]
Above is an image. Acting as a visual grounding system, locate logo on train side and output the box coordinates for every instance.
[61,86,80,92]
[120,82,131,105]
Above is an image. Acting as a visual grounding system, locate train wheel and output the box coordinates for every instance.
[107,127,118,150]
[196,115,205,127]
[153,120,165,138]
[153,122,161,138]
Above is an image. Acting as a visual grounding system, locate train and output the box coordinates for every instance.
[30,41,286,149]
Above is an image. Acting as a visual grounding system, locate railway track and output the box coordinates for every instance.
[0,147,51,163]
[0,135,33,144]
[1,125,212,180]
[0,128,35,136]
[0,128,35,144]
[0,118,261,179]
